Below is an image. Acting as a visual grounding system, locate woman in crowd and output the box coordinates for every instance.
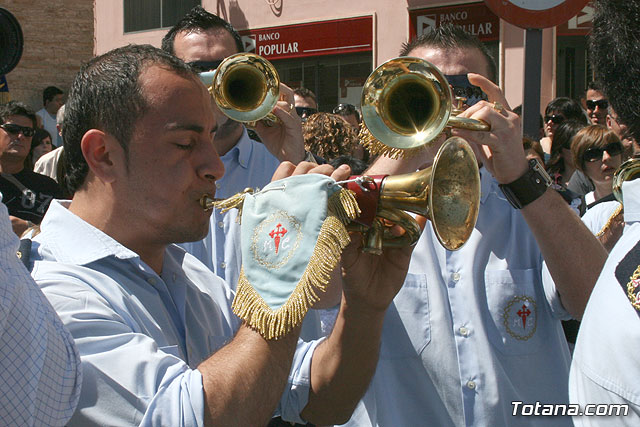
[546,120,587,187]
[571,124,625,209]
[26,128,53,170]
[540,97,587,156]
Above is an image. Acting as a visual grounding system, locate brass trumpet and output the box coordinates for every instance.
[199,137,480,253]
[360,56,489,153]
[208,52,281,127]
[613,157,640,202]
[345,136,480,253]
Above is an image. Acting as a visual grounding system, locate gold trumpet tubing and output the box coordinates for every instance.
[612,157,640,202]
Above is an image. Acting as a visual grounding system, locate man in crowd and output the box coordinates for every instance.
[338,24,607,426]
[0,101,62,236]
[35,104,67,184]
[0,102,81,426]
[569,1,640,423]
[161,6,310,289]
[294,87,318,122]
[607,104,638,159]
[584,81,609,126]
[29,43,414,426]
[35,85,64,147]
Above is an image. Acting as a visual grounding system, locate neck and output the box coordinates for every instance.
[69,190,166,274]
[593,183,612,201]
[214,122,244,156]
[0,157,25,174]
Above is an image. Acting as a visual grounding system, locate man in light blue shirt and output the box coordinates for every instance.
[340,25,607,426]
[31,43,413,426]
[569,1,640,424]
[0,112,81,426]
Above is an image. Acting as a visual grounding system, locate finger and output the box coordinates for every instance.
[330,163,351,181]
[271,161,296,181]
[293,162,334,176]
[467,73,511,110]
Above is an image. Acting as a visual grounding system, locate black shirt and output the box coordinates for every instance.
[0,169,63,224]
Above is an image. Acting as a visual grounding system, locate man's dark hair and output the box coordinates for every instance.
[590,0,640,141]
[0,100,37,127]
[586,80,603,93]
[63,44,195,194]
[161,6,243,55]
[544,97,587,123]
[294,87,317,105]
[42,86,63,105]
[399,24,497,83]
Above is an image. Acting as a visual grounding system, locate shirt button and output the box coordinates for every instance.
[466,380,476,390]
[217,221,224,228]
[220,262,227,269]
[215,182,221,189]
[459,326,470,337]
[452,272,461,282]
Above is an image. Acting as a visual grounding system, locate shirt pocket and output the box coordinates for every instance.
[484,268,545,356]
[380,273,431,359]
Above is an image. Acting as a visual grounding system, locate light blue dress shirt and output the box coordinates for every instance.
[0,194,81,426]
[340,169,573,427]
[178,129,323,341]
[31,200,317,426]
[569,179,640,425]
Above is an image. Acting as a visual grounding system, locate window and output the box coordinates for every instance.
[124,0,200,33]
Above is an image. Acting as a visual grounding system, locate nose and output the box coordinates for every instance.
[198,138,225,183]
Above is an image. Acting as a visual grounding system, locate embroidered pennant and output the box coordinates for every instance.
[213,174,360,339]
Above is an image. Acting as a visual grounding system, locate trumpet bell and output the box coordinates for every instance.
[613,157,640,202]
[211,53,280,124]
[377,136,480,250]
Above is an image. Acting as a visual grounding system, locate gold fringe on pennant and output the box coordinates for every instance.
[359,122,434,160]
[231,188,360,340]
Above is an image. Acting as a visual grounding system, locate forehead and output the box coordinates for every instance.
[586,89,605,100]
[136,66,214,128]
[173,28,238,63]
[407,46,490,78]
[5,114,34,127]
[294,94,316,108]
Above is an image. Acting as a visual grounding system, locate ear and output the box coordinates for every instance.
[80,130,125,184]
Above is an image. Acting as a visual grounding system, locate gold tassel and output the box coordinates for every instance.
[231,187,359,339]
[212,188,255,223]
[358,122,430,159]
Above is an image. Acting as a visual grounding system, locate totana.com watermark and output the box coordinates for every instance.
[512,401,629,417]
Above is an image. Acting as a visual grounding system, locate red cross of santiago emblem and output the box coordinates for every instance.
[517,304,531,328]
[269,223,288,254]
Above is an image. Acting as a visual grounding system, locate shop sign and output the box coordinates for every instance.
[409,2,500,42]
[239,16,373,61]
[556,2,593,36]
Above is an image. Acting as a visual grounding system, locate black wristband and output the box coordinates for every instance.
[498,159,552,209]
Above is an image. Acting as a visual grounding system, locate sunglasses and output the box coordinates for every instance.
[0,123,35,137]
[187,60,223,73]
[333,103,356,115]
[445,74,488,107]
[295,106,317,119]
[544,114,565,125]
[586,99,609,110]
[583,142,623,162]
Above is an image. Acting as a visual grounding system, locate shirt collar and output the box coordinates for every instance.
[37,199,140,265]
[221,127,253,169]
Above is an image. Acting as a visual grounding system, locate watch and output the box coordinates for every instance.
[499,158,553,209]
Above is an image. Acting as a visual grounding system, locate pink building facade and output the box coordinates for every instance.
[95,1,594,116]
